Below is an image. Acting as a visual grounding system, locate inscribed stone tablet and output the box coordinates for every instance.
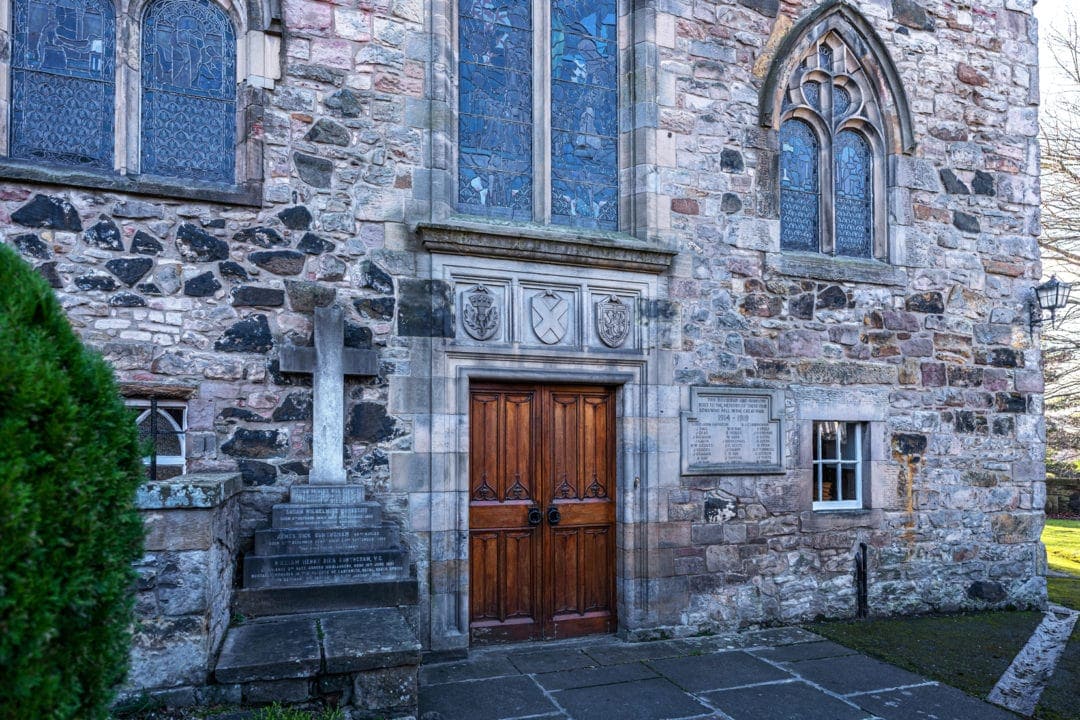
[681,387,783,475]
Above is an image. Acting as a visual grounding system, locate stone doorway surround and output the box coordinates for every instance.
[396,235,679,655]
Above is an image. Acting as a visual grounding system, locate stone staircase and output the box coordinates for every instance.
[214,483,420,714]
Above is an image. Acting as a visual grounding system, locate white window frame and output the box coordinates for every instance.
[127,399,187,478]
[812,420,866,511]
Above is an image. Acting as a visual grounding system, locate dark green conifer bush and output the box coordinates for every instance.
[0,244,145,719]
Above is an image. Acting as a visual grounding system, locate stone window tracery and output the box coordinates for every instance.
[457,0,618,230]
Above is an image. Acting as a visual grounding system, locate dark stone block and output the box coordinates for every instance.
[12,194,82,231]
[975,347,1022,368]
[972,170,995,196]
[361,261,394,293]
[131,230,164,255]
[720,192,743,213]
[326,88,362,117]
[267,358,312,386]
[294,152,334,188]
[789,293,814,319]
[106,257,154,287]
[216,314,274,353]
[214,617,321,683]
[643,299,677,320]
[947,366,984,387]
[239,459,277,486]
[243,678,311,705]
[222,428,286,458]
[398,279,453,337]
[289,62,346,85]
[285,279,336,312]
[905,292,945,314]
[13,233,49,259]
[968,580,1006,602]
[321,608,420,674]
[204,218,226,229]
[354,448,389,476]
[137,282,161,295]
[953,211,981,234]
[278,205,312,230]
[736,0,778,17]
[75,274,118,291]
[177,223,230,262]
[297,232,334,255]
[892,432,927,455]
[816,285,847,310]
[345,322,373,348]
[84,218,123,250]
[995,392,1026,413]
[219,407,269,423]
[280,461,309,476]
[250,250,306,276]
[348,402,397,442]
[110,292,147,307]
[36,261,62,288]
[355,297,396,321]
[220,261,250,280]
[721,148,744,173]
[305,118,351,146]
[892,0,935,31]
[184,271,222,297]
[233,285,285,307]
[234,226,287,248]
[939,169,970,194]
[953,411,986,434]
[992,416,1014,435]
[272,392,312,421]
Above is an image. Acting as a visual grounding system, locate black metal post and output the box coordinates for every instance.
[149,397,159,482]
[855,542,868,619]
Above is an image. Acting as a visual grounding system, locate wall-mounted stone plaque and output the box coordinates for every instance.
[681,387,784,475]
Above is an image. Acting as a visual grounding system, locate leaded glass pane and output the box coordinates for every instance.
[141,0,236,184]
[833,85,851,122]
[458,0,532,219]
[11,0,115,169]
[551,0,617,229]
[834,130,872,258]
[779,119,820,252]
[802,81,821,111]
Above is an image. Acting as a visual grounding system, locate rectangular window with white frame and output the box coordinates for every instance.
[127,399,187,480]
[812,421,868,510]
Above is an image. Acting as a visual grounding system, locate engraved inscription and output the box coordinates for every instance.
[272,503,380,529]
[244,551,405,588]
[681,389,783,474]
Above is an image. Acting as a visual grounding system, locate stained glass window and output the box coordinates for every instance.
[550,0,618,229]
[141,0,236,184]
[457,0,533,220]
[11,0,116,169]
[834,130,872,258]
[779,119,820,253]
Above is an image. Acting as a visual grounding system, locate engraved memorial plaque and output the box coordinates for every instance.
[681,387,783,475]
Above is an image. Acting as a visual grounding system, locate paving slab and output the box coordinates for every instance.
[787,652,928,695]
[582,639,691,665]
[647,650,793,692]
[703,680,872,720]
[418,675,557,720]
[749,640,859,663]
[320,607,420,673]
[741,627,822,646]
[553,677,711,720]
[509,647,599,674]
[420,655,517,685]
[854,683,1021,720]
[215,617,321,683]
[535,661,659,691]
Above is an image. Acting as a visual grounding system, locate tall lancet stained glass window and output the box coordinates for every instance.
[550,0,617,229]
[779,119,820,253]
[457,0,533,220]
[834,130,872,258]
[142,0,236,184]
[11,0,116,169]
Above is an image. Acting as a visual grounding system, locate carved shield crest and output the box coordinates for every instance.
[530,290,569,345]
[596,295,630,348]
[462,284,499,340]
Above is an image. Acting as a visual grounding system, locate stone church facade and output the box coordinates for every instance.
[0,0,1047,704]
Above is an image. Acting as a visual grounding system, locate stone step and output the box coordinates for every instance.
[289,483,365,505]
[271,501,382,529]
[234,579,419,617]
[254,522,399,556]
[243,549,409,588]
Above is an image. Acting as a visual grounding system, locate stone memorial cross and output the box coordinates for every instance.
[279,306,378,484]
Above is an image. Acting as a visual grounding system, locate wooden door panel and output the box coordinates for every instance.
[504,530,537,620]
[468,532,500,623]
[551,527,581,615]
[581,526,613,612]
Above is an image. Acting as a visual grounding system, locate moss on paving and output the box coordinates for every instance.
[1044,520,1080,576]
[808,611,1043,698]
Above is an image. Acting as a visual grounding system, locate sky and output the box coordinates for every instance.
[1037,0,1076,108]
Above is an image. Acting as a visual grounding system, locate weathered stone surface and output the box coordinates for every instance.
[214,618,322,683]
[892,0,934,30]
[354,297,396,320]
[285,280,336,311]
[184,271,222,297]
[953,212,981,234]
[13,194,82,231]
[323,608,420,673]
[84,218,123,249]
[113,200,164,219]
[972,171,996,196]
[297,232,334,255]
[361,261,394,293]
[397,279,453,337]
[721,149,744,173]
[348,402,397,442]
[905,292,945,314]
[75,273,118,291]
[222,428,287,458]
[234,226,287,248]
[219,261,250,280]
[132,231,164,255]
[110,292,147,307]
[250,250,306,276]
[278,206,313,230]
[233,286,285,307]
[939,169,970,195]
[177,224,230,262]
[12,233,49,259]
[294,153,334,188]
[239,460,277,486]
[215,315,273,353]
[736,0,778,17]
[106,257,154,287]
[721,193,743,213]
[272,392,312,421]
[305,118,351,146]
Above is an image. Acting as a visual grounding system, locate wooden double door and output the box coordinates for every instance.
[469,383,617,643]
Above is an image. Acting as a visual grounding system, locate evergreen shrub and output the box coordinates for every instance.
[0,245,145,718]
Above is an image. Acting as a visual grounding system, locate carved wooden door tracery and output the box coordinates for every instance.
[468,383,617,643]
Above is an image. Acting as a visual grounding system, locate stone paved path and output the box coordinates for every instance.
[418,628,1019,720]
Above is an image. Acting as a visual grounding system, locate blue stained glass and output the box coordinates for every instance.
[11,0,115,169]
[458,0,532,219]
[819,44,833,71]
[803,81,821,111]
[142,0,236,183]
[833,86,851,122]
[551,0,617,229]
[834,130,872,258]
[779,119,820,252]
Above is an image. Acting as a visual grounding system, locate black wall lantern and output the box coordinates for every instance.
[1031,275,1073,333]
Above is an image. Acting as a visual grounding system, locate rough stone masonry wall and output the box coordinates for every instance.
[651,0,1046,629]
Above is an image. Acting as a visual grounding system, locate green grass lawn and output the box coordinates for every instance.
[1044,519,1080,578]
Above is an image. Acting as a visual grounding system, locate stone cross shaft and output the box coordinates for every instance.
[279,306,377,484]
